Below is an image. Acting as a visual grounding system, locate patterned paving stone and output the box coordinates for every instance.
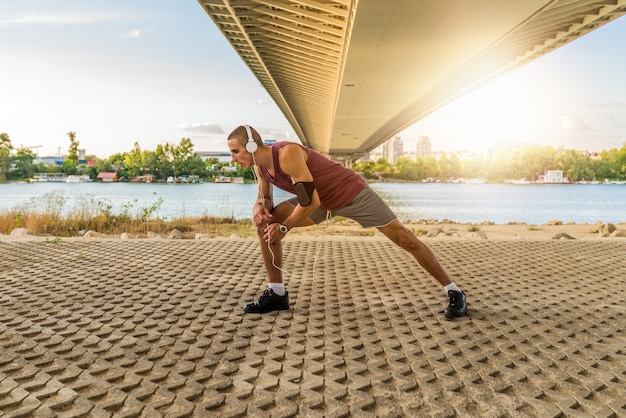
[1,238,625,417]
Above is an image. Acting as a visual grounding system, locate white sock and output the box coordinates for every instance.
[444,282,462,294]
[268,282,285,296]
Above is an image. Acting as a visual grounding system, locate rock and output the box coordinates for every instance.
[513,235,524,240]
[545,220,563,226]
[611,229,626,238]
[601,223,617,237]
[168,229,183,239]
[10,228,34,236]
[84,230,103,238]
[426,228,442,238]
[467,231,488,239]
[195,233,213,240]
[120,232,135,240]
[552,232,576,240]
[229,233,242,239]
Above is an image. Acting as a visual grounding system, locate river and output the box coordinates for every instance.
[1,182,624,225]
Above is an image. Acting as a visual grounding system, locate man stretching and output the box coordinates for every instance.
[227,125,466,319]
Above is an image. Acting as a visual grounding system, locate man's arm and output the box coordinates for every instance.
[277,144,321,231]
[253,166,274,225]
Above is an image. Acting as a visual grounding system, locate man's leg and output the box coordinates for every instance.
[244,201,315,313]
[256,217,285,285]
[377,219,452,285]
[377,219,467,318]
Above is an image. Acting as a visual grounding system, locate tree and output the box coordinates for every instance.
[108,152,127,168]
[95,157,113,173]
[459,155,486,179]
[600,144,626,180]
[11,148,37,179]
[171,138,197,176]
[0,133,13,181]
[437,152,461,180]
[124,142,144,178]
[394,157,420,181]
[420,156,439,180]
[63,131,80,175]
[373,158,393,179]
[66,131,79,165]
[154,144,173,178]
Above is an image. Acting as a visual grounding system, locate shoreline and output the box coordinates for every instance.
[2,219,625,242]
[292,219,626,241]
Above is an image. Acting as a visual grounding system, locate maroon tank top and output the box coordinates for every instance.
[259,142,366,211]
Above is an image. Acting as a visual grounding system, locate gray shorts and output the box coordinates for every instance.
[287,184,397,228]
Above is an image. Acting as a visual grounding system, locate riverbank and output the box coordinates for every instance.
[3,219,625,241]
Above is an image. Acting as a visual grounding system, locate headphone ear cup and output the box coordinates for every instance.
[246,141,258,153]
[244,125,258,154]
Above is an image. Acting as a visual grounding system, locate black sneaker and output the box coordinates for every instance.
[444,290,466,319]
[243,289,290,314]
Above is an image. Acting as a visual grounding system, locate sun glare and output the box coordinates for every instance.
[407,65,562,153]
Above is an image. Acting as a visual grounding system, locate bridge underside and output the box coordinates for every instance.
[198,0,626,157]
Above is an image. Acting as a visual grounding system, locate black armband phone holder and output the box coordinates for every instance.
[294,181,316,207]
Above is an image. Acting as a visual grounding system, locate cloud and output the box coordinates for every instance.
[180,123,224,135]
[589,101,626,109]
[1,12,121,25]
[118,29,141,40]
[559,115,589,131]
[605,113,626,128]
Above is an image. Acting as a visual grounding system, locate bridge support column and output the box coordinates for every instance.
[328,153,366,167]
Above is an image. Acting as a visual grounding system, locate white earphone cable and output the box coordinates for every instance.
[251,150,290,275]
[311,210,331,277]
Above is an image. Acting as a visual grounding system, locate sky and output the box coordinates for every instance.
[1,1,625,159]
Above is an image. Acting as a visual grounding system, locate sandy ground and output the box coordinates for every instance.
[281,220,626,242]
[2,220,625,242]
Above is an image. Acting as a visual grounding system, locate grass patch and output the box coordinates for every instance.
[0,191,255,238]
[528,224,541,231]
[467,224,481,232]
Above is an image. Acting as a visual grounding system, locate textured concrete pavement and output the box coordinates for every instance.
[1,237,625,417]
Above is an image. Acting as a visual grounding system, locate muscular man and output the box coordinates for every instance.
[227,125,466,319]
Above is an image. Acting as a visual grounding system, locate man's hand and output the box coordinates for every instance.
[263,223,286,244]
[253,203,273,226]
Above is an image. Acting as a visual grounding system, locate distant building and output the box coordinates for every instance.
[382,136,403,164]
[417,136,431,158]
[392,136,403,163]
[196,151,231,162]
[35,156,64,166]
[367,147,383,162]
[97,172,118,183]
[540,170,568,184]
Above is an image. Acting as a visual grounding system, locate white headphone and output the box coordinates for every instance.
[244,125,258,153]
